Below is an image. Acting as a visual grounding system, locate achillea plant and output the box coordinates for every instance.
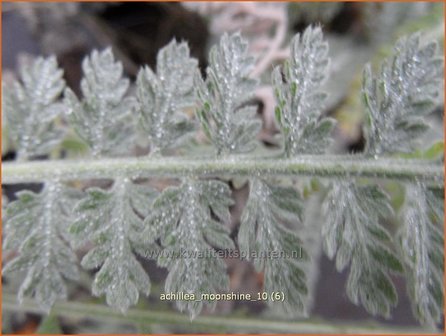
[2,25,444,331]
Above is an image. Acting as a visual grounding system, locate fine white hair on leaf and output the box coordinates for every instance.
[322,180,403,318]
[69,177,158,313]
[3,180,81,311]
[272,25,336,157]
[362,32,444,156]
[143,178,234,319]
[195,32,262,156]
[397,183,444,327]
[2,56,66,160]
[136,40,198,153]
[64,48,137,157]
[239,178,308,316]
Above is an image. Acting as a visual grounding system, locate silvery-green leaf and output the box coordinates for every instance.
[272,26,334,156]
[70,178,158,313]
[363,33,444,156]
[322,181,402,318]
[239,178,308,316]
[64,48,137,157]
[3,180,79,311]
[195,33,261,155]
[136,40,198,152]
[144,179,233,319]
[2,56,65,160]
[295,118,336,154]
[397,183,444,327]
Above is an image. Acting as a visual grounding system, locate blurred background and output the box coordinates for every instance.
[2,1,444,334]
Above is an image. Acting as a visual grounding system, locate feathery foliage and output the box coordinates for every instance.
[1,25,444,328]
[64,48,136,157]
[272,25,335,156]
[3,180,80,311]
[398,183,444,327]
[239,178,308,315]
[363,33,444,156]
[2,56,65,160]
[322,181,403,317]
[143,179,234,318]
[69,178,158,312]
[195,33,262,155]
[355,30,445,324]
[136,40,198,153]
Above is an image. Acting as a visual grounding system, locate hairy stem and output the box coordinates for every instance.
[2,155,443,184]
[2,294,433,334]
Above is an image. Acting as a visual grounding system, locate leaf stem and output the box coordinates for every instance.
[2,294,433,334]
[2,155,443,184]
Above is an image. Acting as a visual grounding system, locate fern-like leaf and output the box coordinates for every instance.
[398,183,444,326]
[238,178,308,315]
[2,56,65,160]
[136,40,197,153]
[64,48,137,157]
[272,26,335,156]
[195,33,261,155]
[322,181,403,317]
[69,178,158,312]
[3,181,79,311]
[143,179,234,319]
[363,32,444,156]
